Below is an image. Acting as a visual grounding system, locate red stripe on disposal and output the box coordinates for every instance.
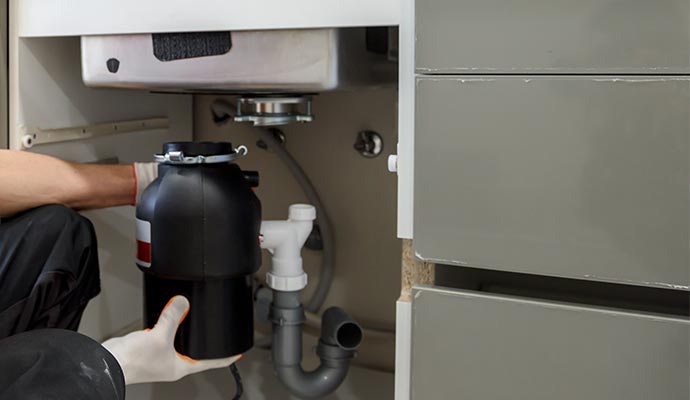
[137,240,151,263]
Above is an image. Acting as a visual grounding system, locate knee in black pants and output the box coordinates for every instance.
[0,205,101,338]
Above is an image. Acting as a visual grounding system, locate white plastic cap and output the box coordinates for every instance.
[21,135,34,149]
[387,154,398,173]
[288,204,316,221]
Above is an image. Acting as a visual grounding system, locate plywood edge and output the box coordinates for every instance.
[399,239,434,302]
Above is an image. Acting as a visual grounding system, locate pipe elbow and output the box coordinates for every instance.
[260,204,315,258]
[271,305,363,399]
[320,307,363,350]
[287,204,316,245]
[275,363,349,399]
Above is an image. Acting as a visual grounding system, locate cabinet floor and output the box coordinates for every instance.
[126,347,394,400]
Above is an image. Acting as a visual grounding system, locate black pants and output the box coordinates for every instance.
[0,204,101,339]
[0,206,126,400]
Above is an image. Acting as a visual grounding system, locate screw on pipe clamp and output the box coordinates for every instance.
[154,145,248,164]
[269,305,306,327]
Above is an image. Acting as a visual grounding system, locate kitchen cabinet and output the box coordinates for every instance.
[411,285,690,400]
[415,0,689,74]
[414,76,689,290]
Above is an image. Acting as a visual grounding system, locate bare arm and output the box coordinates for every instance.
[0,150,135,217]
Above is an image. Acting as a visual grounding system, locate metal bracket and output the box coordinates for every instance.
[20,118,169,149]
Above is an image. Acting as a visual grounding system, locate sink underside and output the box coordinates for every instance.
[81,28,396,94]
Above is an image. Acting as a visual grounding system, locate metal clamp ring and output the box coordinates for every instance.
[154,145,248,165]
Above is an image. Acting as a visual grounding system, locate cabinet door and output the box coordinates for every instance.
[414,76,689,290]
[411,286,690,400]
[416,0,690,74]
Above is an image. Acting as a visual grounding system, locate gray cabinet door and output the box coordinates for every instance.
[411,285,690,400]
[416,0,690,74]
[414,76,689,290]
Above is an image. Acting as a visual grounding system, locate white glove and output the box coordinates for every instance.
[102,295,242,385]
[132,162,158,205]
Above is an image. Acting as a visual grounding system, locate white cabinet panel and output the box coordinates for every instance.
[16,0,400,38]
[9,33,193,339]
[1,0,7,150]
[10,36,191,155]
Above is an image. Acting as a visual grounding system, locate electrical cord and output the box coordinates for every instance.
[229,364,244,399]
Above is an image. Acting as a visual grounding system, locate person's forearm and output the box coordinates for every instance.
[0,150,134,217]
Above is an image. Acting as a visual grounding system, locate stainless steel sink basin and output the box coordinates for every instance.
[81,28,396,93]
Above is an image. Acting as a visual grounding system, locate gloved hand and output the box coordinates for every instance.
[132,162,158,205]
[102,296,241,385]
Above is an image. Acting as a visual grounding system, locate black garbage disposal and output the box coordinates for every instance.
[136,141,261,359]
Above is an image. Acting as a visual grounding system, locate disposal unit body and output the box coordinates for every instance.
[136,141,261,359]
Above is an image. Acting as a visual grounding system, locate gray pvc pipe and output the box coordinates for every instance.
[210,99,335,313]
[271,291,360,399]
